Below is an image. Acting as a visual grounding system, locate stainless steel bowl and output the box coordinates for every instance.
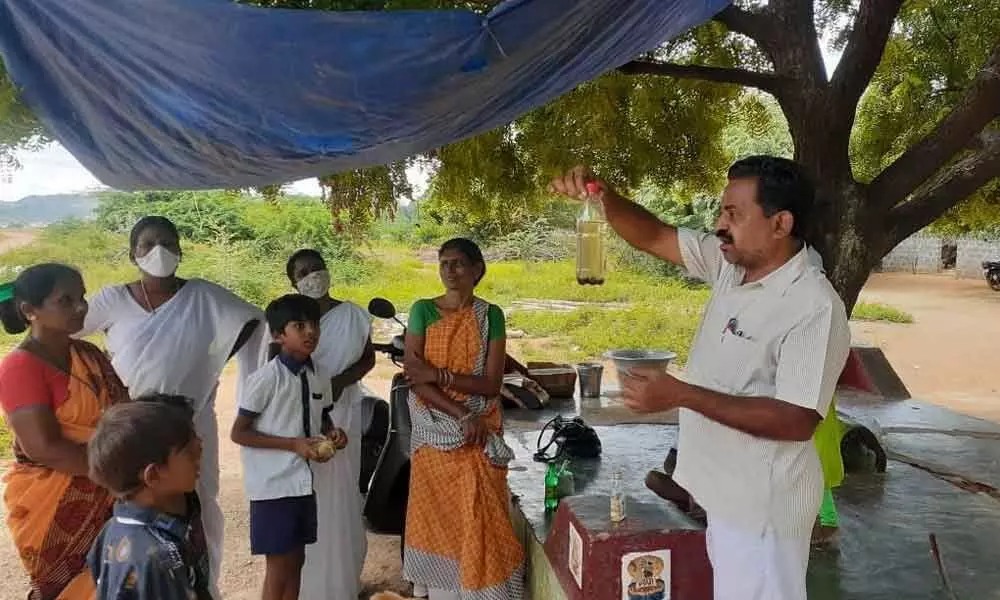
[605,349,677,379]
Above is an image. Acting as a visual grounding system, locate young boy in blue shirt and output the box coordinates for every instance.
[87,394,210,600]
[230,294,345,600]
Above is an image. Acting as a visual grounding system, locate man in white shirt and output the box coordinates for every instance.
[550,156,850,600]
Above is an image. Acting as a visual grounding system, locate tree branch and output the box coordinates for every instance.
[871,43,1000,209]
[886,130,1000,249]
[617,60,787,93]
[712,4,773,42]
[765,0,827,84]
[828,0,904,110]
[709,4,793,76]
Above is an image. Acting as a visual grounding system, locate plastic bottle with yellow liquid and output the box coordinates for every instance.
[576,182,606,285]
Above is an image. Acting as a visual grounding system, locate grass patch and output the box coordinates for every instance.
[851,302,914,324]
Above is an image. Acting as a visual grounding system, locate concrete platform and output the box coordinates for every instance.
[505,392,1000,600]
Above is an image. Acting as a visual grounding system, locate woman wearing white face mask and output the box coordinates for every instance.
[77,216,269,595]
[285,248,376,600]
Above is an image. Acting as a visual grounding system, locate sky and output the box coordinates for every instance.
[0,38,843,204]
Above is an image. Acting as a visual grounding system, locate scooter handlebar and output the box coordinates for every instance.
[372,342,401,354]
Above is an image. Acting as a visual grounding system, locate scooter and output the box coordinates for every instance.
[984,261,1000,292]
[361,297,411,535]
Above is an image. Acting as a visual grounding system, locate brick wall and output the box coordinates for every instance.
[879,235,942,273]
[956,238,1000,279]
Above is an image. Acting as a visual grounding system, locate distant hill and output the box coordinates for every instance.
[0,193,99,226]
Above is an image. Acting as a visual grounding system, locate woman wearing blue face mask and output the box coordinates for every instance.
[77,215,269,595]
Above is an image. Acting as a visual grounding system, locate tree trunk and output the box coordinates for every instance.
[782,89,876,314]
[822,183,879,314]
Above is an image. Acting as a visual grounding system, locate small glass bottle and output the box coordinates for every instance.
[576,182,607,285]
[556,460,575,498]
[610,469,626,523]
[544,462,560,512]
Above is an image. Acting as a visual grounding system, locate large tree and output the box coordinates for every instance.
[2,0,998,309]
[632,0,1000,309]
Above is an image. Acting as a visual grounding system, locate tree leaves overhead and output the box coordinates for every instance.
[850,0,1000,183]
[0,62,46,161]
[319,162,412,231]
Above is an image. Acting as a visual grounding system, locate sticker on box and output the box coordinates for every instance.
[621,549,670,600]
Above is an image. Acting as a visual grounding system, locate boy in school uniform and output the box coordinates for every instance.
[87,394,211,600]
[231,293,346,600]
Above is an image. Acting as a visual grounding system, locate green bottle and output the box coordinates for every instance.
[544,462,560,511]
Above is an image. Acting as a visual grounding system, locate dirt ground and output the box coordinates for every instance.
[851,272,1000,421]
[0,270,998,598]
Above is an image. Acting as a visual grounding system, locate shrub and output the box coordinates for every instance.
[486,219,573,262]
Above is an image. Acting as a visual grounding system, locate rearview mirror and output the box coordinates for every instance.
[368,297,397,320]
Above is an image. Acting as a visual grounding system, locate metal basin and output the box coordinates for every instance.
[605,349,677,379]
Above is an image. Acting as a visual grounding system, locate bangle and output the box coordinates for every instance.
[438,368,454,389]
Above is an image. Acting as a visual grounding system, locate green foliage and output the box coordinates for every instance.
[0,63,46,156]
[926,181,1000,239]
[851,302,914,324]
[485,219,572,262]
[850,2,1000,184]
[319,163,413,231]
[610,181,721,279]
[722,93,793,161]
[426,70,738,234]
[848,1,1000,238]
[95,190,254,242]
[95,190,362,271]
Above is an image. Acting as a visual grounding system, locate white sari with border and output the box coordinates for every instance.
[80,278,268,592]
[300,301,371,600]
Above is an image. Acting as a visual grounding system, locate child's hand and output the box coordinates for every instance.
[292,437,323,461]
[327,427,348,450]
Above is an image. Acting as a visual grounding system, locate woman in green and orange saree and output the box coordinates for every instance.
[0,264,129,599]
[402,238,524,600]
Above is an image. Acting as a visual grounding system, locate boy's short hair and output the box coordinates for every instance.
[88,394,196,498]
[265,294,321,336]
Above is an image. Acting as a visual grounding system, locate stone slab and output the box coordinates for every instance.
[811,461,1000,599]
[505,424,678,542]
[837,392,1000,491]
[837,346,911,399]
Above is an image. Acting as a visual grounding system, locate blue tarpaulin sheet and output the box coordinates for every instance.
[0,0,728,190]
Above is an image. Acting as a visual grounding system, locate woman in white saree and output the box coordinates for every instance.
[286,248,375,600]
[77,216,268,592]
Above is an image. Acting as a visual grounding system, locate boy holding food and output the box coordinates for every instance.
[231,293,347,600]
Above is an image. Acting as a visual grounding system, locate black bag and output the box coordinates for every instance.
[533,415,602,462]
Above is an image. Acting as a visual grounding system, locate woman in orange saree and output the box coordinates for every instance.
[0,264,128,600]
[402,238,524,600]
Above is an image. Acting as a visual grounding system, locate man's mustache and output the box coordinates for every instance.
[715,230,734,244]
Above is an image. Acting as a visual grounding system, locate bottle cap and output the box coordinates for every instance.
[585,182,601,195]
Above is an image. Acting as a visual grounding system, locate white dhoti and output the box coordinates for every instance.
[300,301,371,600]
[194,391,224,595]
[705,516,810,600]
